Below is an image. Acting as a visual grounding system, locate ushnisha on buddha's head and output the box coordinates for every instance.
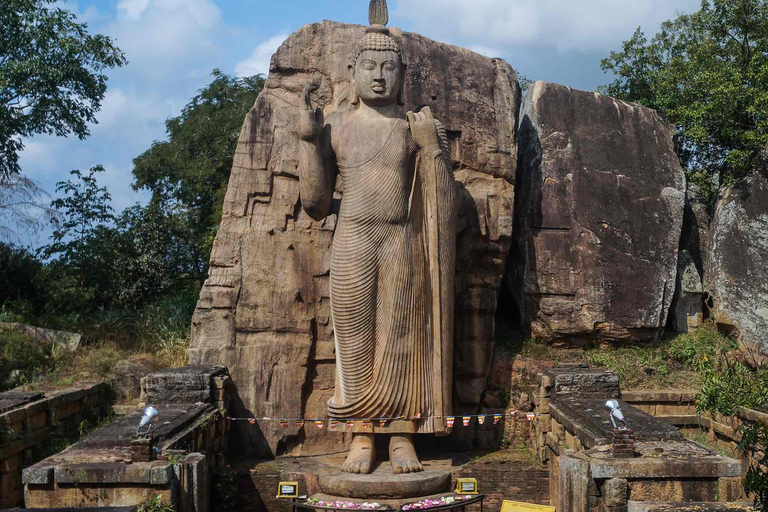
[350,23,404,107]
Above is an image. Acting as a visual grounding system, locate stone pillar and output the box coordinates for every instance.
[558,454,590,512]
[611,429,635,458]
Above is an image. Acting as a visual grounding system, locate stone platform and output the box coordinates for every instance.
[240,450,550,512]
[318,464,451,499]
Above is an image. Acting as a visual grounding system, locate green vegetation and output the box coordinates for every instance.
[681,430,736,458]
[137,496,175,512]
[0,0,127,178]
[502,323,739,391]
[212,460,241,512]
[0,66,264,393]
[600,0,768,199]
[739,421,768,510]
[697,358,768,416]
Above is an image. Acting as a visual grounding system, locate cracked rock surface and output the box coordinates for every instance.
[509,81,685,344]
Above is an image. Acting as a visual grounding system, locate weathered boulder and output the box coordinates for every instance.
[510,82,686,343]
[682,183,712,273]
[705,171,768,358]
[189,21,521,457]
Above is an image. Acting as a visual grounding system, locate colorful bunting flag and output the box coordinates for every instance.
[446,416,455,428]
[509,410,518,417]
[478,415,486,425]
[493,414,503,425]
[248,418,256,425]
[463,416,471,427]
[379,419,387,428]
[315,420,325,430]
[279,420,289,429]
[346,420,355,430]
[330,420,339,430]
[526,413,535,422]
[295,420,305,428]
[363,419,373,430]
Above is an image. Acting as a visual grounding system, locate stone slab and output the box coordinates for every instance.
[586,442,742,479]
[0,391,44,414]
[549,398,683,448]
[540,368,620,398]
[628,501,754,512]
[318,466,451,499]
[142,365,228,405]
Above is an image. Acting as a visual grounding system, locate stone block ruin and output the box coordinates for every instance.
[528,366,748,512]
[21,367,231,512]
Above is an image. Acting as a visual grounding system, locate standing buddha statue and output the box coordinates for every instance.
[297,0,457,475]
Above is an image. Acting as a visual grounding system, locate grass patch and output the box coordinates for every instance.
[497,322,738,391]
[682,429,737,458]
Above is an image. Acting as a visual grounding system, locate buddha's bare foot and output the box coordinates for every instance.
[341,433,376,474]
[389,434,423,474]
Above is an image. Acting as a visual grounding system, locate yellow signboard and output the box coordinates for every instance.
[277,481,299,498]
[454,478,479,495]
[501,501,556,512]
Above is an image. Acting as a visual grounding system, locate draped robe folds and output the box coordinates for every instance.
[325,119,457,434]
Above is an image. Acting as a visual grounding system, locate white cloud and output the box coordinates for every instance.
[396,0,701,53]
[116,0,150,20]
[468,45,503,58]
[108,0,224,79]
[234,34,289,78]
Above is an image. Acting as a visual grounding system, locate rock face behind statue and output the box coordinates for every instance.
[706,171,768,360]
[189,21,521,457]
[510,82,685,343]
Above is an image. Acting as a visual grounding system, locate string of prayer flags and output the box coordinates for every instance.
[279,420,289,429]
[295,420,305,428]
[493,414,503,424]
[446,416,455,428]
[509,410,518,417]
[526,413,535,421]
[363,419,373,429]
[477,415,486,425]
[346,420,355,430]
[379,419,387,428]
[315,420,325,430]
[330,420,339,430]
[248,418,256,425]
[462,416,471,427]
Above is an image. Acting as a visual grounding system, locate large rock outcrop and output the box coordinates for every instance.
[189,21,521,457]
[509,82,686,343]
[705,171,768,359]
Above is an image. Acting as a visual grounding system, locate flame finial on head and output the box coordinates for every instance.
[354,0,400,64]
[369,0,389,27]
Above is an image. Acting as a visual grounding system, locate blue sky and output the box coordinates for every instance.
[13,0,701,245]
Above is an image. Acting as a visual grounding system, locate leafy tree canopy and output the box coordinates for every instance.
[600,0,768,196]
[132,70,265,258]
[0,0,127,178]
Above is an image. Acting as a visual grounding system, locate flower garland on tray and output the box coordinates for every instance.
[401,495,475,511]
[305,498,384,510]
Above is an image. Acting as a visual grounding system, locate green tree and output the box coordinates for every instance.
[41,166,115,311]
[739,421,768,510]
[110,201,206,308]
[0,242,44,314]
[600,0,768,196]
[0,0,127,178]
[132,70,265,261]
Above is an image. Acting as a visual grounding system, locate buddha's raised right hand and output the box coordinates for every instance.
[298,85,322,142]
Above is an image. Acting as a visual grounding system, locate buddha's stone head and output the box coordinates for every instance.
[351,1,404,107]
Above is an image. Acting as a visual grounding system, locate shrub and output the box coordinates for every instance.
[697,358,768,416]
[739,421,768,510]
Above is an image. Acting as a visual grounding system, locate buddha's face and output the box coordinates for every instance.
[354,50,403,107]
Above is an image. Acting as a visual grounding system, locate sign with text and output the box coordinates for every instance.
[277,481,299,498]
[454,478,479,495]
[500,501,555,512]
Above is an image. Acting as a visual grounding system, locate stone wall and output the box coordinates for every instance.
[23,367,231,512]
[0,383,111,508]
[189,20,521,458]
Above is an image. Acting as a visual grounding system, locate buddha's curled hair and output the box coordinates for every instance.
[353,28,401,65]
